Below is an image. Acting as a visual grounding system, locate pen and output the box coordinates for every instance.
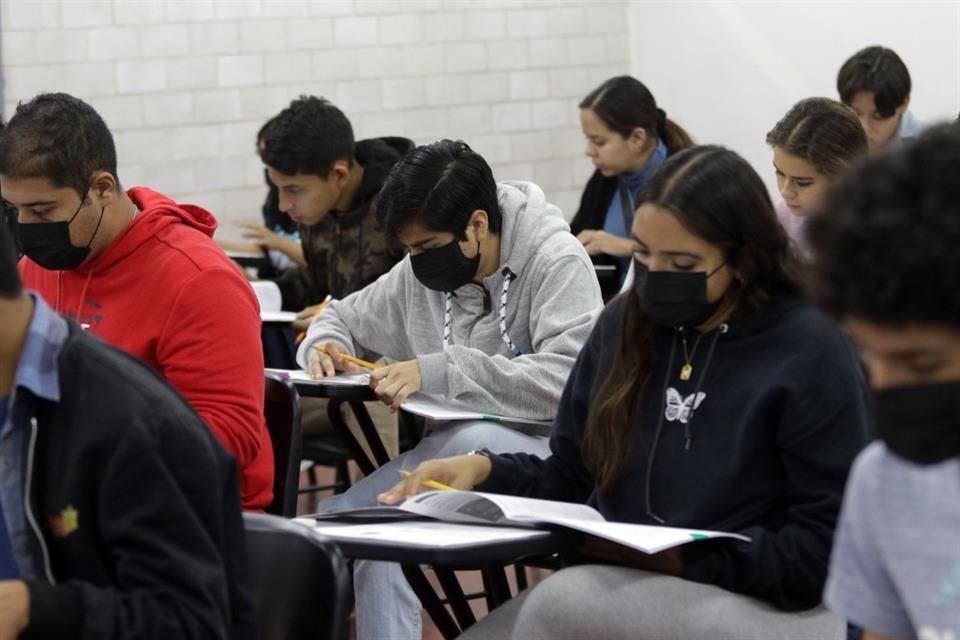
[295,294,333,342]
[314,345,378,370]
[399,470,454,492]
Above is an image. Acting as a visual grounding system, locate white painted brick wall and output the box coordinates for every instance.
[0,0,630,224]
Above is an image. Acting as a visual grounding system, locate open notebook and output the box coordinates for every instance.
[307,490,749,555]
[267,369,551,426]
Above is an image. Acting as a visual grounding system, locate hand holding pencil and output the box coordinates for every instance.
[308,341,376,378]
[293,294,333,340]
[379,456,493,504]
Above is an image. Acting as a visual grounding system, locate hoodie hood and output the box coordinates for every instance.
[495,181,573,278]
[338,137,415,222]
[77,187,217,274]
[297,178,603,423]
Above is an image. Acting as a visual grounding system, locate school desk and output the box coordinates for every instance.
[298,518,578,639]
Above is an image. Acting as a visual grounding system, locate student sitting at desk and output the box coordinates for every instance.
[260,96,415,455]
[571,75,693,299]
[0,198,253,639]
[0,93,273,511]
[812,125,960,640]
[259,96,413,325]
[766,97,867,252]
[837,46,926,152]
[299,139,603,640]
[386,146,871,640]
[217,117,305,279]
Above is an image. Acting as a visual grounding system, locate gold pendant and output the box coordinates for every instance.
[680,364,693,381]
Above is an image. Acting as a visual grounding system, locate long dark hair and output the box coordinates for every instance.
[582,146,802,491]
[579,76,693,155]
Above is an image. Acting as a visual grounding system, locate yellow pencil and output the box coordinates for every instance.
[295,295,333,342]
[399,470,454,491]
[314,345,378,371]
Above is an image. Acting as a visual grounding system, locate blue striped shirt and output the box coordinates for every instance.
[0,294,68,580]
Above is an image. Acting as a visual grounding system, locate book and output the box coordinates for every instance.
[308,490,749,555]
[399,394,552,427]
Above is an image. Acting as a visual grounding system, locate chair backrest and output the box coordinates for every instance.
[243,512,350,640]
[263,372,303,517]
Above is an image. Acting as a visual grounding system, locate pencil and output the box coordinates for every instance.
[400,470,454,492]
[314,345,378,371]
[295,294,333,342]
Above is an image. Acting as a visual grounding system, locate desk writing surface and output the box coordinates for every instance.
[226,250,266,260]
[298,520,574,565]
[260,310,299,323]
[266,368,370,386]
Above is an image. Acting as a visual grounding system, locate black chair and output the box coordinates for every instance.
[263,372,302,517]
[243,512,350,640]
[300,431,354,496]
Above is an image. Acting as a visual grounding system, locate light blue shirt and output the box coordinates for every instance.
[825,442,960,638]
[893,109,926,146]
[602,138,668,239]
[0,294,68,579]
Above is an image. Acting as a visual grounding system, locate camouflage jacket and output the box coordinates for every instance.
[277,137,413,309]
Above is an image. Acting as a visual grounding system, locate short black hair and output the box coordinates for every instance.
[259,96,354,177]
[0,93,120,197]
[807,124,960,326]
[376,139,501,240]
[0,201,22,298]
[837,46,912,118]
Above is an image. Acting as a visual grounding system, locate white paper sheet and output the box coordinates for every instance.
[399,393,552,427]
[260,310,299,323]
[265,368,370,386]
[307,521,551,548]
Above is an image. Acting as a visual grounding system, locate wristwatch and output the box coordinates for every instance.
[467,449,492,459]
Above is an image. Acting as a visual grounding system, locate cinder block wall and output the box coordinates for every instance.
[0,0,629,234]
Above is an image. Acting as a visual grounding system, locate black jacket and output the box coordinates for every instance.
[480,294,870,611]
[277,136,414,309]
[570,170,624,299]
[17,323,254,639]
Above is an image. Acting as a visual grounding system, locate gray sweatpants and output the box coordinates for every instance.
[459,565,845,640]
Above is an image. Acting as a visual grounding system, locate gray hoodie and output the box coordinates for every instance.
[297,181,603,429]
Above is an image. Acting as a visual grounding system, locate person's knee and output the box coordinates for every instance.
[428,422,544,459]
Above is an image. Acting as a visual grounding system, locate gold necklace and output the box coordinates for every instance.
[680,332,704,381]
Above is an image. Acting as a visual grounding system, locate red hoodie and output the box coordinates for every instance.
[20,187,274,510]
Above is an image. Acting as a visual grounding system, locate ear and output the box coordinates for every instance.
[328,160,351,186]
[466,209,489,241]
[90,171,119,203]
[628,126,649,150]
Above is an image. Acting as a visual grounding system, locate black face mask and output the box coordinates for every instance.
[633,259,726,327]
[19,195,104,271]
[411,238,481,292]
[873,381,960,465]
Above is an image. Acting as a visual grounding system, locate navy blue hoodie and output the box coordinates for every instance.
[480,293,870,611]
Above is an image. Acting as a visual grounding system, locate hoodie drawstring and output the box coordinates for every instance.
[644,323,728,523]
[681,324,728,450]
[644,330,677,524]
[442,267,521,357]
[55,269,95,328]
